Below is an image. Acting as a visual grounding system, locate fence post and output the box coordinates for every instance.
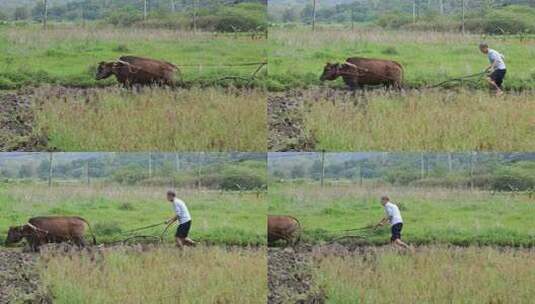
[470,152,475,191]
[48,152,53,187]
[420,152,425,179]
[312,0,317,31]
[143,0,148,21]
[148,152,152,179]
[197,152,202,191]
[86,161,90,186]
[461,0,465,35]
[320,150,325,187]
[193,0,198,33]
[351,6,355,31]
[43,0,48,29]
[412,0,417,24]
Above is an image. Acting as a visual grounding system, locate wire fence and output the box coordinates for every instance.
[268,152,533,192]
[0,152,266,191]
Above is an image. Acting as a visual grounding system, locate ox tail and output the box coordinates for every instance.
[288,215,302,245]
[393,61,404,89]
[77,217,97,245]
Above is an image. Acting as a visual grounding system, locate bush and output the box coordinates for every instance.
[385,170,420,185]
[106,8,143,27]
[376,12,412,29]
[112,167,148,185]
[489,162,535,191]
[220,173,265,191]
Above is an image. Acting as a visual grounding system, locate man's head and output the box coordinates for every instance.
[380,195,390,206]
[5,226,25,246]
[479,43,489,54]
[166,190,176,202]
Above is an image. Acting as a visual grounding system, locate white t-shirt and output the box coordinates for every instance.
[172,198,191,224]
[488,49,506,70]
[384,202,403,226]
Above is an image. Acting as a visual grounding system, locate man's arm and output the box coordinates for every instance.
[375,217,388,228]
[166,215,178,224]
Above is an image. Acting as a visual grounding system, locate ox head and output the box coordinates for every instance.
[96,61,115,80]
[5,226,28,245]
[320,62,361,81]
[96,60,134,80]
[320,62,342,81]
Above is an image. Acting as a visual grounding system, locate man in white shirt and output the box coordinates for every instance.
[479,43,506,96]
[376,195,410,250]
[166,190,195,248]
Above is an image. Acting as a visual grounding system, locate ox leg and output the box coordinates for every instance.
[73,237,86,249]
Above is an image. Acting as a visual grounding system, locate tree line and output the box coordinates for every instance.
[269,0,535,34]
[0,0,267,32]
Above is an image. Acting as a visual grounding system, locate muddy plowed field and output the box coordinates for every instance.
[0,249,51,303]
[268,246,325,304]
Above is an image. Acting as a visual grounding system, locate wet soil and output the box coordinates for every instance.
[0,92,48,152]
[268,87,375,152]
[268,246,326,304]
[0,249,52,304]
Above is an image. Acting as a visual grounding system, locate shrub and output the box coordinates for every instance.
[106,8,143,27]
[220,173,265,191]
[376,12,412,29]
[112,167,149,185]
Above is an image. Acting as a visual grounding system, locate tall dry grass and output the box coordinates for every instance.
[33,87,266,151]
[315,246,535,303]
[40,246,266,304]
[271,27,486,47]
[304,89,535,151]
[5,26,231,49]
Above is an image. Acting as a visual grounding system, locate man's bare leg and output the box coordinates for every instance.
[487,77,503,96]
[175,237,185,248]
[392,239,411,252]
[184,238,196,246]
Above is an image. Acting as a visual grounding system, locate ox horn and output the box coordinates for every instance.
[114,59,139,74]
[343,61,359,69]
[26,222,48,234]
[116,59,132,66]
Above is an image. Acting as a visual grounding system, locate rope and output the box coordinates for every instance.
[428,71,488,88]
[177,61,267,68]
[324,225,375,234]
[119,222,166,235]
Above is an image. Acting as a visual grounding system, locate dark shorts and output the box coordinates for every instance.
[490,69,506,88]
[391,223,403,241]
[175,221,191,238]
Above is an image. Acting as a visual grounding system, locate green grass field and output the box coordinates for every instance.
[40,246,266,304]
[31,86,266,151]
[0,24,267,89]
[0,183,266,246]
[268,27,535,90]
[301,89,535,151]
[268,183,535,247]
[315,246,535,303]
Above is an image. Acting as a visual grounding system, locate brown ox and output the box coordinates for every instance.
[96,56,179,88]
[268,215,301,247]
[320,57,404,90]
[5,216,96,252]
